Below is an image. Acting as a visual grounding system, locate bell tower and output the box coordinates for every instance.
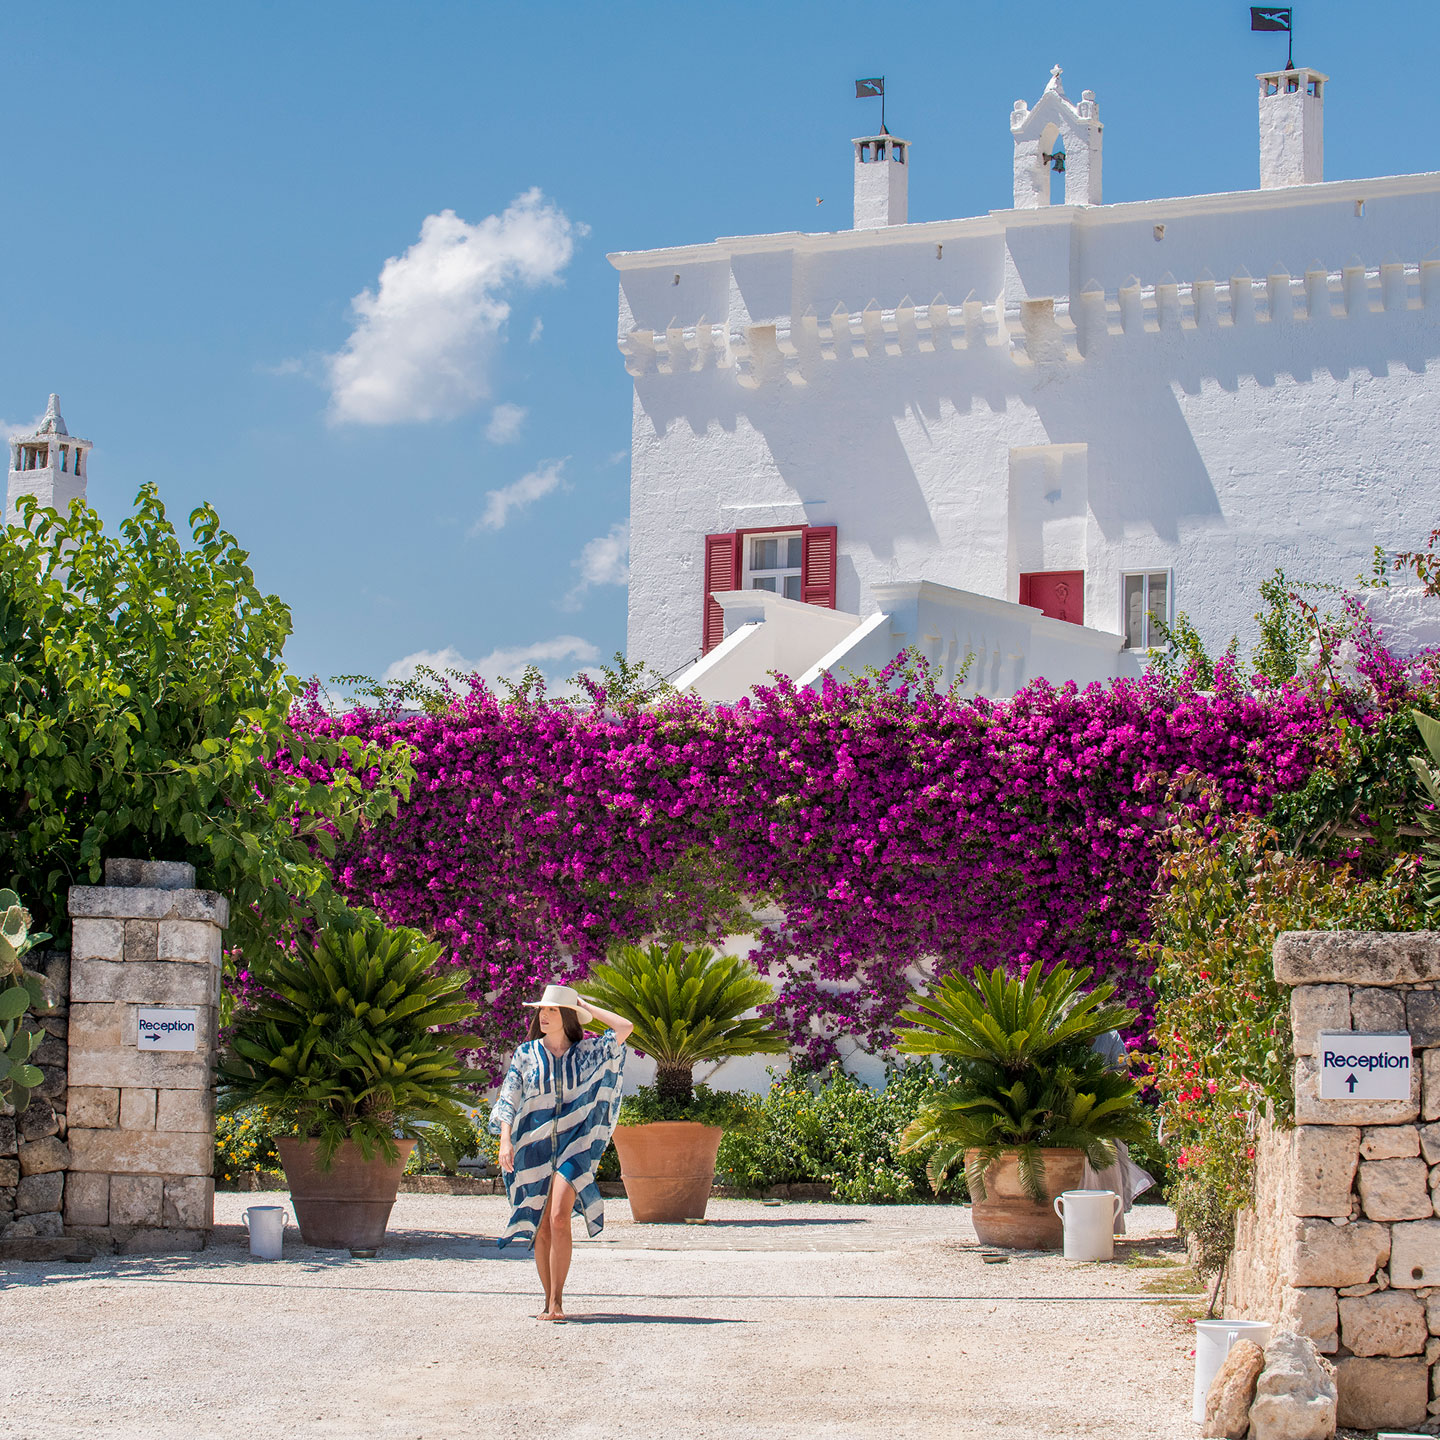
[1010,66,1102,209]
[6,394,91,523]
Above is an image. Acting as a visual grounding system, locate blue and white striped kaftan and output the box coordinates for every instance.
[488,1030,626,1249]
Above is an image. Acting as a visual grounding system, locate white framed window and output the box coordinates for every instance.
[745,532,803,600]
[1122,570,1171,649]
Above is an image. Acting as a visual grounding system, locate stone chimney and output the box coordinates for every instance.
[853,133,910,229]
[6,395,92,523]
[1258,66,1326,188]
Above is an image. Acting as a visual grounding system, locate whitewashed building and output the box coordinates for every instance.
[6,395,91,523]
[612,63,1440,701]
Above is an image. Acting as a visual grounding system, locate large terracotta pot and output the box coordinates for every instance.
[612,1121,724,1222]
[276,1137,415,1249]
[966,1147,1087,1250]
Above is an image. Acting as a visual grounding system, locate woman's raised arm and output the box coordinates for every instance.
[579,999,634,1046]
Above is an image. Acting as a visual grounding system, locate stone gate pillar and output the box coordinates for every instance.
[62,860,227,1252]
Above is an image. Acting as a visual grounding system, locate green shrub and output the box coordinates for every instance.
[214,1107,284,1187]
[714,1063,967,1203]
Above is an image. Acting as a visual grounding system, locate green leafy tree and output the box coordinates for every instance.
[1408,709,1440,916]
[584,941,788,1111]
[218,918,481,1165]
[0,488,413,960]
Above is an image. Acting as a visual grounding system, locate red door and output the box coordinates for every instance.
[1019,571,1084,626]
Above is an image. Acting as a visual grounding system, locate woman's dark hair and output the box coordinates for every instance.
[527,1006,585,1043]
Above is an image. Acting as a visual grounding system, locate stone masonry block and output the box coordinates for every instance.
[67,1127,212,1177]
[1296,1053,1420,1125]
[1291,1218,1390,1287]
[0,1158,18,1186]
[0,1117,14,1157]
[68,886,173,921]
[1291,984,1351,1057]
[123,920,158,964]
[1425,1050,1440,1122]
[1352,986,1407,1033]
[108,1174,163,1228]
[1362,1124,1420,1160]
[1294,1126,1360,1216]
[156,919,222,968]
[20,1101,58,1141]
[155,1087,214,1133]
[69,918,125,962]
[1282,1287,1339,1352]
[1410,990,1440,1047]
[1335,1355,1429,1430]
[69,1001,216,1060]
[64,1172,108,1227]
[1340,1289,1428,1355]
[18,1136,68,1176]
[67,1086,119,1129]
[68,884,229,927]
[15,1171,63,1214]
[70,959,217,1007]
[119,1088,156,1131]
[67,1047,212,1091]
[1276,931,1440,985]
[1426,1292,1440,1334]
[1389,1218,1440,1287]
[1421,1122,1440,1163]
[105,859,195,890]
[1359,1157,1433,1221]
[163,1176,213,1229]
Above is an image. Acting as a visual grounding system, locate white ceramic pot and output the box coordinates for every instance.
[242,1204,289,1260]
[1191,1320,1272,1422]
[1052,1188,1122,1261]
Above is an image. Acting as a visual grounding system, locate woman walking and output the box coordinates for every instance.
[490,983,633,1320]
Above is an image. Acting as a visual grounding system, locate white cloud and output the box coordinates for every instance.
[528,317,544,343]
[383,635,600,687]
[2,410,46,441]
[485,402,527,444]
[326,189,582,425]
[469,458,565,534]
[604,449,629,467]
[562,521,630,609]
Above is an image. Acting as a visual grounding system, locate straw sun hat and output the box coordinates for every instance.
[522,984,593,1024]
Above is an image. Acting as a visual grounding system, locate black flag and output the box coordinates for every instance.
[1250,6,1292,30]
[855,77,884,98]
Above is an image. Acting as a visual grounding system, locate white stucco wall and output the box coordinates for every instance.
[617,166,1440,686]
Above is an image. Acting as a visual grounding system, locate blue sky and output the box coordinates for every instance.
[2,0,1434,690]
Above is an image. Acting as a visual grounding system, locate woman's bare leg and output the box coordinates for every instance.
[533,1212,553,1317]
[543,1174,576,1317]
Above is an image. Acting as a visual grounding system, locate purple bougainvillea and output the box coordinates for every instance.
[281,658,1342,1080]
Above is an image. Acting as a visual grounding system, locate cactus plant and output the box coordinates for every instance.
[0,889,51,1113]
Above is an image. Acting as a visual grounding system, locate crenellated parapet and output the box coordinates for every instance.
[618,256,1440,387]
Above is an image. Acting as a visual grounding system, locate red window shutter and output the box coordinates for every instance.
[800,525,837,608]
[1019,570,1084,626]
[702,531,741,653]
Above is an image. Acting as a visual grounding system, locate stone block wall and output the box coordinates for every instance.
[1226,931,1440,1433]
[1,949,71,1241]
[62,859,226,1254]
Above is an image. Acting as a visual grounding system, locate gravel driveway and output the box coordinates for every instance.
[4,1193,1199,1439]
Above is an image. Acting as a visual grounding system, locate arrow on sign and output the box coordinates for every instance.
[1346,1072,1358,1092]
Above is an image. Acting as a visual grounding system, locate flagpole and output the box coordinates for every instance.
[1287,17,1294,71]
[881,77,886,135]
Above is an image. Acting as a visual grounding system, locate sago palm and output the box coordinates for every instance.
[895,960,1145,1203]
[219,918,481,1166]
[583,941,786,1108]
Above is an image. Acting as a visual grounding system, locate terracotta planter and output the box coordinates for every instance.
[965,1147,1087,1250]
[612,1121,724,1222]
[276,1137,414,1250]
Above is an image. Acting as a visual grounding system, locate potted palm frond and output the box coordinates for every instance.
[896,960,1149,1250]
[219,917,480,1249]
[584,941,786,1222]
